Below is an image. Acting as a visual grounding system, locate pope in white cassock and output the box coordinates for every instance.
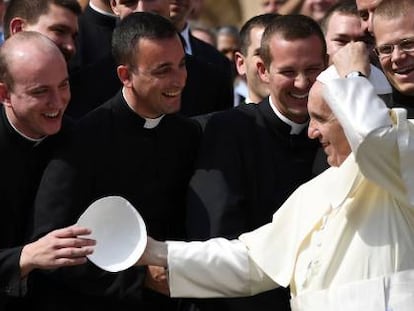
[136,43,414,310]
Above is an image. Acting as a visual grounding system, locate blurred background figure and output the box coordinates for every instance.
[111,0,169,19]
[233,13,278,106]
[0,0,7,44]
[189,0,204,20]
[261,0,287,13]
[190,22,216,46]
[216,25,242,105]
[216,25,240,63]
[277,0,338,23]
[299,0,339,23]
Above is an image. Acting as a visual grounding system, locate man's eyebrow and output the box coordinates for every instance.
[50,24,75,32]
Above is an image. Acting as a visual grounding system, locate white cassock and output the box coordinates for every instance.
[167,76,414,311]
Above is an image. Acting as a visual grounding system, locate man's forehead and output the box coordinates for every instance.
[269,34,325,57]
[327,12,361,29]
[309,94,332,120]
[356,0,380,10]
[38,3,78,22]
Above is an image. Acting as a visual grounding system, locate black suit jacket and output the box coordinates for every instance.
[29,91,201,310]
[190,34,231,74]
[67,53,121,119]
[186,99,323,311]
[67,6,119,120]
[179,31,234,117]
[391,88,414,118]
[180,54,233,117]
[69,5,117,71]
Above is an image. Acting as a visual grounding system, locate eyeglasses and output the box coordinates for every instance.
[374,37,414,58]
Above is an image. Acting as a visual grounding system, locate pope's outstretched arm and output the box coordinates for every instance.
[136,237,279,298]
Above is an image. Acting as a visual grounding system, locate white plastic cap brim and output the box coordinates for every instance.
[77,196,147,272]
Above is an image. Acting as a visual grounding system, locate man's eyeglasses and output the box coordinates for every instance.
[374,38,414,58]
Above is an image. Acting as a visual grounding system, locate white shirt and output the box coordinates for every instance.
[180,23,192,55]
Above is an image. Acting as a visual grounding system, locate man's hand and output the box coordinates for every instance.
[333,42,371,78]
[20,225,95,278]
[144,265,170,296]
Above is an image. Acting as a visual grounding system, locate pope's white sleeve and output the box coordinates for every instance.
[167,238,278,298]
[323,77,414,205]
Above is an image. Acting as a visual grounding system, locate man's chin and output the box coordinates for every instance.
[393,83,414,96]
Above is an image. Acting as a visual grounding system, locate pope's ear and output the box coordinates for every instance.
[117,65,132,87]
[257,60,270,84]
[0,83,11,106]
[9,17,26,36]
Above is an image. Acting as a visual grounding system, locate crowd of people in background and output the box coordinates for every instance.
[1,0,414,310]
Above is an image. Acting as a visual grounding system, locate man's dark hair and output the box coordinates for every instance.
[260,14,327,69]
[239,13,279,56]
[320,0,358,34]
[112,11,178,68]
[3,0,81,39]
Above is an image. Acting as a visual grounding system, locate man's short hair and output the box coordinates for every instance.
[239,13,279,55]
[374,0,411,20]
[260,14,327,69]
[0,41,13,89]
[320,0,359,34]
[3,0,81,39]
[112,11,178,69]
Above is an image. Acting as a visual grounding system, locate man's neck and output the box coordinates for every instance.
[268,96,308,134]
[89,0,113,14]
[4,109,45,142]
[175,20,187,33]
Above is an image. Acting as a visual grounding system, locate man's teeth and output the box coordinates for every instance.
[395,66,414,75]
[291,93,308,99]
[164,90,181,97]
[44,112,59,118]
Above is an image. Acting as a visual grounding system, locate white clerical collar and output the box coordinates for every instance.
[268,96,307,135]
[143,115,164,129]
[89,2,117,18]
[122,87,165,129]
[245,97,255,105]
[7,114,45,143]
[180,23,192,55]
